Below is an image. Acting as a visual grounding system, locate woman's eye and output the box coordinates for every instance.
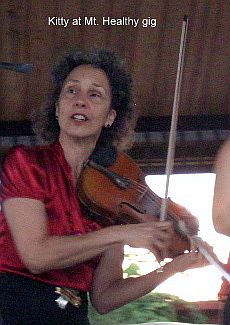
[91,93,100,97]
[90,91,103,99]
[67,87,76,94]
[62,86,78,98]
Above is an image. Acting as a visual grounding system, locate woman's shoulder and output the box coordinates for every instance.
[213,139,230,175]
[7,143,55,158]
[0,144,57,201]
[2,143,57,170]
[216,139,230,162]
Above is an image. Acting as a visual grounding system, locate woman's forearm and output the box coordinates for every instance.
[3,198,125,274]
[22,227,122,273]
[91,261,177,314]
[91,247,209,314]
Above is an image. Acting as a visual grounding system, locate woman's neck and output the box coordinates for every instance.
[59,134,97,179]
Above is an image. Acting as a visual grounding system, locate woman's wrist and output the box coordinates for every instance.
[97,224,124,246]
[160,260,184,274]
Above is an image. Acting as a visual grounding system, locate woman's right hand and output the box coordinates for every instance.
[112,220,173,258]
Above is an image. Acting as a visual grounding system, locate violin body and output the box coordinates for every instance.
[77,152,199,258]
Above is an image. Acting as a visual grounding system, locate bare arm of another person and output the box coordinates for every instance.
[3,198,172,274]
[213,140,230,235]
[90,241,209,314]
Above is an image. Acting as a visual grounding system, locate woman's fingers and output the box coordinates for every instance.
[178,249,210,271]
[122,220,173,251]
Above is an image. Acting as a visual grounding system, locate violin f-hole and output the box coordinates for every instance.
[118,202,157,224]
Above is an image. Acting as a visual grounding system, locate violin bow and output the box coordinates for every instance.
[159,16,230,283]
[160,15,188,222]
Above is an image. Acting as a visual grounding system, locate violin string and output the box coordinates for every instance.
[127,179,183,227]
[128,179,162,205]
[128,178,164,204]
[128,180,159,203]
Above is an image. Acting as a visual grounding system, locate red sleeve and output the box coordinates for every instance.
[0,146,46,203]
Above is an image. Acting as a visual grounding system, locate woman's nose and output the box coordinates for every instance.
[75,93,86,108]
[75,100,86,108]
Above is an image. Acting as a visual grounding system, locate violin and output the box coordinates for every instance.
[77,149,199,259]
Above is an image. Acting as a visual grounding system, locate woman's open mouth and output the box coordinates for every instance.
[71,113,88,122]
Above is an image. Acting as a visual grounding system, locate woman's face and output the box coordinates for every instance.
[56,64,116,142]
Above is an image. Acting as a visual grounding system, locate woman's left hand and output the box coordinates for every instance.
[167,240,215,273]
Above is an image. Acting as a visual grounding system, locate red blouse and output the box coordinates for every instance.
[0,142,102,291]
[218,254,230,300]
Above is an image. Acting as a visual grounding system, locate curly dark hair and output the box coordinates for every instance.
[32,48,137,150]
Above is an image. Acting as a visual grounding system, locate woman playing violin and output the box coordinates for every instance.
[0,48,209,325]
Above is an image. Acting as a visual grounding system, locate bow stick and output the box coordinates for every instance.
[158,16,230,283]
[160,15,188,222]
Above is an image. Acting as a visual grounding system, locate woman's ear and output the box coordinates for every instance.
[55,102,59,119]
[105,109,116,127]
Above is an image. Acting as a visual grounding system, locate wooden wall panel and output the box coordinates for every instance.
[0,0,229,122]
[0,1,31,120]
[180,0,230,115]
